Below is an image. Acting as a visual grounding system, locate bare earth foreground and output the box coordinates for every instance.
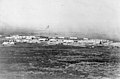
[0,43,120,79]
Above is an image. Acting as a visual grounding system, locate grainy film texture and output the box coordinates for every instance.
[0,0,120,79]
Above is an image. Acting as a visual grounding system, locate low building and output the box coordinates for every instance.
[57,37,65,39]
[83,38,89,40]
[5,37,13,39]
[110,42,120,47]
[22,39,29,43]
[63,40,74,45]
[15,39,22,43]
[0,35,2,37]
[28,39,40,43]
[2,42,15,46]
[69,37,78,40]
[63,40,74,43]
[47,39,59,45]
[38,38,47,41]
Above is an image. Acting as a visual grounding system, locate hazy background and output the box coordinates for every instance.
[0,0,120,40]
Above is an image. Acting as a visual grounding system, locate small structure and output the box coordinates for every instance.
[57,37,65,39]
[47,39,60,45]
[0,35,2,37]
[28,39,40,43]
[38,38,47,41]
[83,38,88,40]
[110,42,120,47]
[63,40,74,45]
[69,37,77,40]
[2,42,15,46]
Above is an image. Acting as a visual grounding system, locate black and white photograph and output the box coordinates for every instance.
[0,0,120,79]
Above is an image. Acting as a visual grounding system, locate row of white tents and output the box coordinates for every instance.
[2,35,119,47]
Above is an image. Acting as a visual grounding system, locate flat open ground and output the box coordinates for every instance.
[0,43,120,79]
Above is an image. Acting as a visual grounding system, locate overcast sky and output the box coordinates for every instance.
[0,0,120,39]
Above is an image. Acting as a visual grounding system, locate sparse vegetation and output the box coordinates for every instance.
[0,44,120,79]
